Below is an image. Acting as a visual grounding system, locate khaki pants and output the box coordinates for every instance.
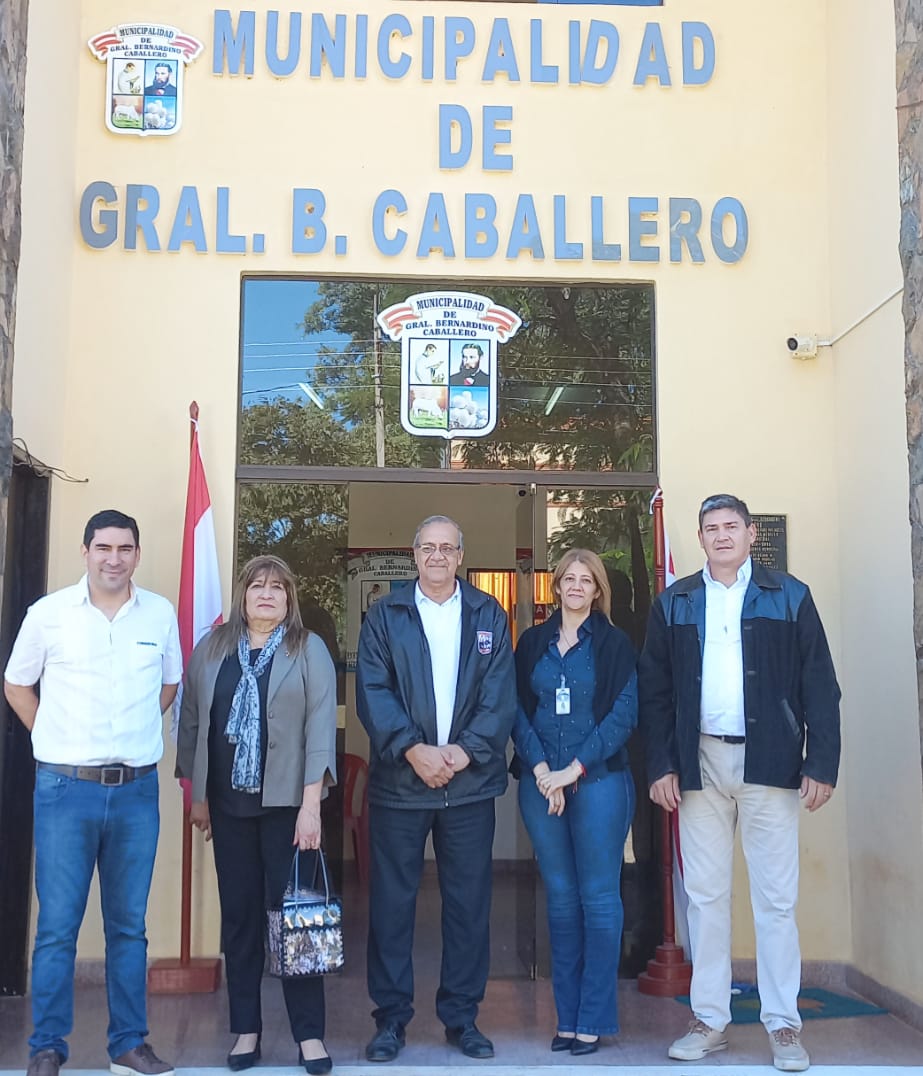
[679,735,802,1032]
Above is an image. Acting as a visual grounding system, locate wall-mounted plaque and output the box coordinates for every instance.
[751,514,787,572]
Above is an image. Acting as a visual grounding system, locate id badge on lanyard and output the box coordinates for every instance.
[556,674,571,716]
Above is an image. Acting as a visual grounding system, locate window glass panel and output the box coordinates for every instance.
[236,481,349,656]
[240,279,654,474]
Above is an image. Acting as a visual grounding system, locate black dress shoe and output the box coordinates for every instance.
[570,1038,599,1056]
[445,1023,494,1059]
[551,1035,575,1052]
[365,1024,405,1063]
[299,1046,332,1075]
[227,1036,261,1072]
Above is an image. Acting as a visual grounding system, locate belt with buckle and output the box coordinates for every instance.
[37,761,157,786]
[702,733,746,745]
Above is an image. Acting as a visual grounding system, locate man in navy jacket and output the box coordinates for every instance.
[639,494,840,1074]
[357,515,516,1063]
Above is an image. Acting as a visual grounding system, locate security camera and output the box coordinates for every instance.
[786,334,818,360]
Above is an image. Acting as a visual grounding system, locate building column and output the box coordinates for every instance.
[0,0,30,597]
[896,2,923,745]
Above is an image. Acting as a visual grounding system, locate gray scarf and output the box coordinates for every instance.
[225,625,285,793]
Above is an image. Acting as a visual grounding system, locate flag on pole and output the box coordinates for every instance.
[178,416,223,665]
[651,486,677,588]
[663,522,677,588]
[650,486,689,957]
[174,408,223,807]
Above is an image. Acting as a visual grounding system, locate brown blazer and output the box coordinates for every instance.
[175,630,337,807]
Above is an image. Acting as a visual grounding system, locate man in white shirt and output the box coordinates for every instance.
[4,510,182,1076]
[356,516,516,1063]
[639,494,840,1073]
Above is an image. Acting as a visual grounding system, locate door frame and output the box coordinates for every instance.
[0,455,50,995]
[234,471,661,982]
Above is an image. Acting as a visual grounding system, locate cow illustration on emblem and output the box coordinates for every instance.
[376,292,522,441]
[88,24,203,137]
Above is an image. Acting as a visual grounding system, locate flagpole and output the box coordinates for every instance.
[638,489,692,996]
[148,402,222,994]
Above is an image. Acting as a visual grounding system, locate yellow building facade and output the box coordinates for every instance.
[9,0,923,1017]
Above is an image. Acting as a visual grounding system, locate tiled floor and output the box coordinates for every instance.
[2,876,922,1072]
[2,974,922,1072]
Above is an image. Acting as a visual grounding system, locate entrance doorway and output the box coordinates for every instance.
[236,273,660,984]
[235,477,661,982]
[0,456,50,995]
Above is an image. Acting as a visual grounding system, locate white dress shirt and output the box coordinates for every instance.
[5,575,182,766]
[699,557,752,738]
[414,581,462,746]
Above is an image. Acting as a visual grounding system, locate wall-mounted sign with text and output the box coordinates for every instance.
[377,291,522,439]
[78,12,750,267]
[88,23,203,136]
[345,549,418,668]
[751,514,788,572]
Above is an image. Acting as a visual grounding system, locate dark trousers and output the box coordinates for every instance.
[210,806,325,1042]
[367,798,495,1030]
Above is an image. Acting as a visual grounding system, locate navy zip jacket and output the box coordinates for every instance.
[638,562,841,792]
[356,577,517,809]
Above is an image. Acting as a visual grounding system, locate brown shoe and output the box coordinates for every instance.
[109,1044,174,1076]
[27,1050,62,1076]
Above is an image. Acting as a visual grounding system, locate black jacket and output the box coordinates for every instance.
[638,562,841,791]
[512,609,636,776]
[356,578,517,809]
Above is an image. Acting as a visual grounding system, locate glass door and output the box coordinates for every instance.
[237,479,544,977]
[422,483,539,980]
[510,484,539,978]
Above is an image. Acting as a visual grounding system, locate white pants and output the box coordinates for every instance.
[679,735,802,1032]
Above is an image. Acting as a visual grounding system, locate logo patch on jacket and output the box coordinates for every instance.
[477,630,493,655]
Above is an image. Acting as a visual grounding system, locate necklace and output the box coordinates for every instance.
[560,614,589,652]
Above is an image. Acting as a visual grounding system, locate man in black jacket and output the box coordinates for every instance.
[639,494,840,1074]
[356,515,516,1063]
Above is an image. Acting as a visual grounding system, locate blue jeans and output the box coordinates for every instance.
[519,768,635,1036]
[30,767,160,1061]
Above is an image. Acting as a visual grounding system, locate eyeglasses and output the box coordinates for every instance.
[416,543,461,558]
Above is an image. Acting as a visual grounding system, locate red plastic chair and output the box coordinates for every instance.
[342,753,370,886]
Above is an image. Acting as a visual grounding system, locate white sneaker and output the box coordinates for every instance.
[769,1028,810,1072]
[668,1019,729,1060]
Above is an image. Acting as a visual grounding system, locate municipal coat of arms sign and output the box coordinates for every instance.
[376,291,522,440]
[88,23,203,136]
